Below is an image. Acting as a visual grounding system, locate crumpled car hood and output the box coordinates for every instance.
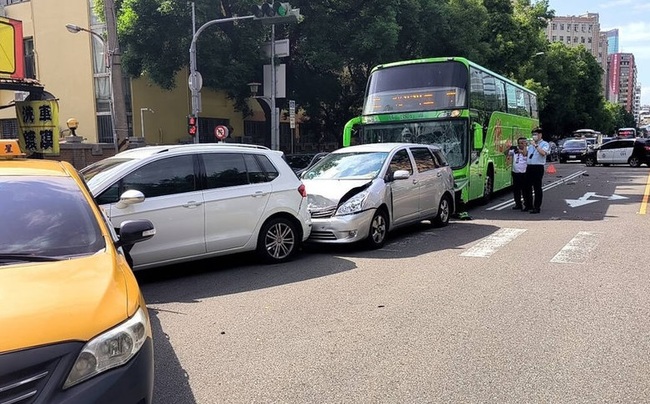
[303,179,372,209]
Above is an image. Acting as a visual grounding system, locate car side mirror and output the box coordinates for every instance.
[392,170,410,180]
[116,189,145,209]
[116,219,155,248]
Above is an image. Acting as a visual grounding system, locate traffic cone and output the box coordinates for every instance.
[546,164,557,174]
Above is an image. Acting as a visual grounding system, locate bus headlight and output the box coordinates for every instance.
[63,307,150,389]
[336,191,369,216]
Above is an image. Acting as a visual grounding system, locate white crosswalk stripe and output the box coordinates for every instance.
[460,228,527,258]
[459,227,600,263]
[550,231,599,264]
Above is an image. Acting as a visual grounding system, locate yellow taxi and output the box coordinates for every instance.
[0,140,156,403]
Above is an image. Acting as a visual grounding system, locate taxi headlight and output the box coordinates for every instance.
[63,307,150,389]
[336,191,369,216]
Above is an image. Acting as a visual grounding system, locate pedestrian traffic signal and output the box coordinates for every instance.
[251,1,300,24]
[187,115,197,137]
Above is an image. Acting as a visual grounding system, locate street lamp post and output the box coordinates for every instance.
[65,23,118,152]
[189,15,255,144]
[140,108,154,138]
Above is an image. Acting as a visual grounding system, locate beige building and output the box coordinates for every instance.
[545,13,608,96]
[0,0,291,149]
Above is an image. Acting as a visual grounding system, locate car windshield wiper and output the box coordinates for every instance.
[0,254,63,262]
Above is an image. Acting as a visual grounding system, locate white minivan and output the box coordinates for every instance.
[81,144,312,269]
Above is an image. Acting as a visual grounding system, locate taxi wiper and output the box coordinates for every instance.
[0,254,63,262]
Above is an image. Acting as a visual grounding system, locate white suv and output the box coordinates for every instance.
[81,144,311,269]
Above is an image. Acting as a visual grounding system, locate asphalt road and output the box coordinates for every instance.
[138,162,650,403]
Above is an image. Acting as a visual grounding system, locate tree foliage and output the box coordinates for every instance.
[112,0,621,144]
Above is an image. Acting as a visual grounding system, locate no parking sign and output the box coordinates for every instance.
[214,125,229,140]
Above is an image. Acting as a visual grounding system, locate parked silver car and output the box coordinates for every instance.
[302,143,455,249]
[81,144,312,269]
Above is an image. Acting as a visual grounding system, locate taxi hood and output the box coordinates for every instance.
[303,179,373,209]
[0,252,129,353]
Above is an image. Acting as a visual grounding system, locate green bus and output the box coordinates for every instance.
[343,57,539,205]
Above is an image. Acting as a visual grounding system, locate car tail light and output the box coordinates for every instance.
[644,145,650,152]
[298,184,307,198]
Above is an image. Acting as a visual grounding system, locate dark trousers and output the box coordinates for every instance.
[511,172,527,207]
[524,164,545,210]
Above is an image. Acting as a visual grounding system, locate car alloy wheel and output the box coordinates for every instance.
[365,210,388,249]
[433,194,452,227]
[585,157,596,167]
[257,217,297,263]
[629,157,641,167]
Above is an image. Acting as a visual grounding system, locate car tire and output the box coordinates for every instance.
[432,194,452,227]
[365,209,388,249]
[629,157,641,167]
[256,217,299,264]
[585,157,596,167]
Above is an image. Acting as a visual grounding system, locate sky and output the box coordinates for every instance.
[547,0,650,106]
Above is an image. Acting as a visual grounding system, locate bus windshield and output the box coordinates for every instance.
[363,62,468,115]
[357,120,468,169]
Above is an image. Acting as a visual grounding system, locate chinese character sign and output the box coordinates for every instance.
[16,100,60,154]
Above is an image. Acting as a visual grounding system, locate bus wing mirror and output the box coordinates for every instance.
[473,123,484,150]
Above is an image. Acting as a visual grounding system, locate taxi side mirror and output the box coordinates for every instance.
[116,220,155,248]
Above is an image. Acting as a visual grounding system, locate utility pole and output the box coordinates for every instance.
[104,0,129,150]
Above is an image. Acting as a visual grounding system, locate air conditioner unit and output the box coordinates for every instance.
[15,91,29,102]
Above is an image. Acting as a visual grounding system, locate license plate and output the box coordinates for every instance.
[569,155,576,158]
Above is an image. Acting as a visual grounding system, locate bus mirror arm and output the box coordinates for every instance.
[473,123,484,150]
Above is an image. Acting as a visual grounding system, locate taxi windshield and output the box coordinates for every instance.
[0,176,106,260]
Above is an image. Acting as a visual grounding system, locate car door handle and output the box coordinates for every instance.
[183,201,203,208]
[412,179,419,185]
[436,172,442,177]
[251,191,268,197]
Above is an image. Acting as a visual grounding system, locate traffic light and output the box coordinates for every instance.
[187,115,197,136]
[251,1,300,24]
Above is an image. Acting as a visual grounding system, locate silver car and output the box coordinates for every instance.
[302,143,455,248]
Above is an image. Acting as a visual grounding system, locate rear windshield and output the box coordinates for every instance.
[563,140,586,148]
[0,176,105,259]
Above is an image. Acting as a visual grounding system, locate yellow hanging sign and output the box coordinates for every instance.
[16,99,60,154]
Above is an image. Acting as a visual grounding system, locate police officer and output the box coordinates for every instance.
[524,127,550,214]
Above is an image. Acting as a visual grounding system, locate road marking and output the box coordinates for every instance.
[461,228,526,257]
[565,192,628,208]
[486,170,587,211]
[550,231,599,264]
[641,172,650,215]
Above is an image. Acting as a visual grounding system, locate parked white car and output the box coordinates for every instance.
[81,144,312,269]
[302,143,455,248]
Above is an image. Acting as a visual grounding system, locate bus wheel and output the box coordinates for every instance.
[480,172,494,205]
[629,157,641,167]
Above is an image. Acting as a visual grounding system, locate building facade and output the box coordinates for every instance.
[545,13,608,96]
[606,53,637,114]
[0,0,298,150]
[605,29,619,55]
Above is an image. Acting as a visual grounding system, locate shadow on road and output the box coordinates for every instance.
[148,309,196,404]
[136,253,357,304]
[304,221,501,260]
